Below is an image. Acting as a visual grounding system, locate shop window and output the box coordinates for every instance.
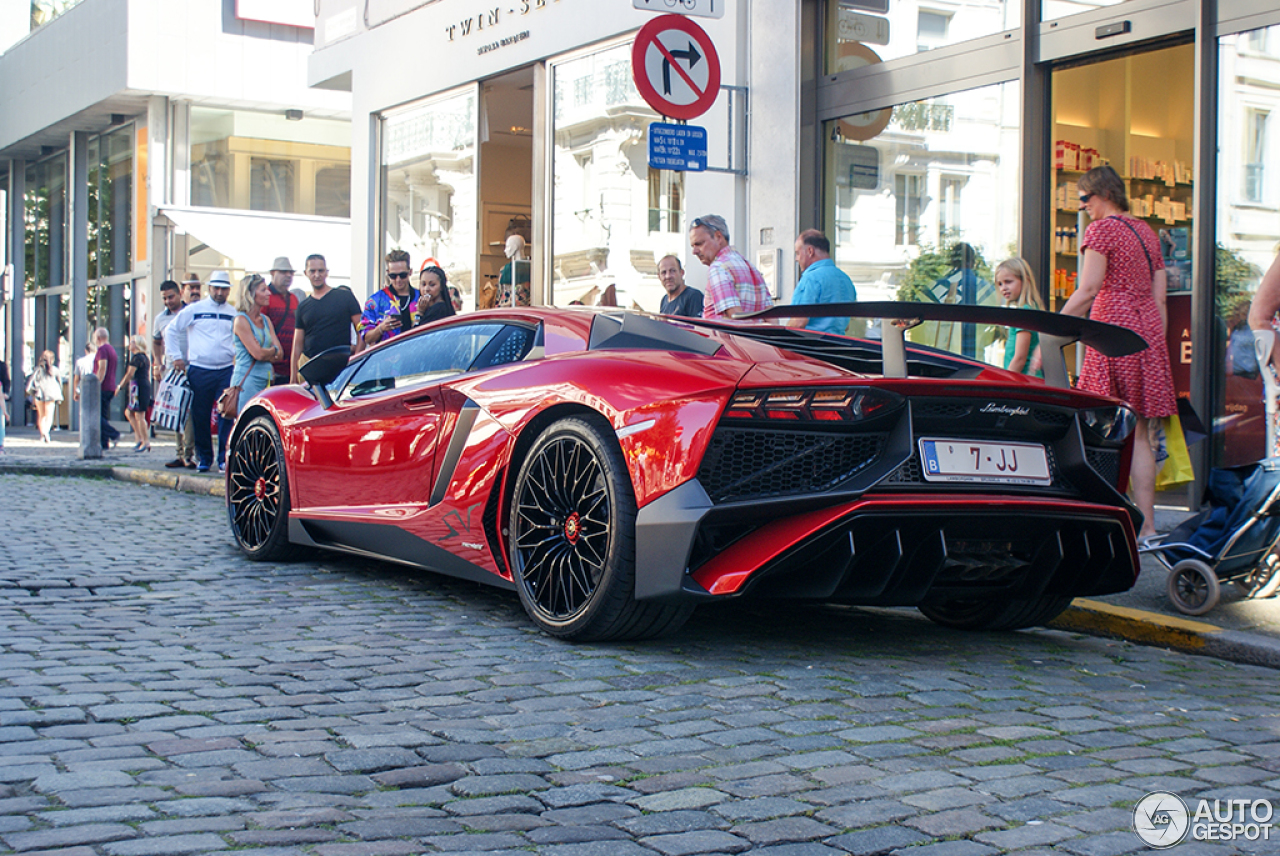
[1216,23,1280,468]
[551,41,674,310]
[826,0,1018,70]
[380,88,478,302]
[1245,110,1268,204]
[190,107,351,217]
[24,154,66,292]
[824,81,1020,363]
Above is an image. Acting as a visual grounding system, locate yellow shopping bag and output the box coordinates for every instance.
[1153,415,1194,489]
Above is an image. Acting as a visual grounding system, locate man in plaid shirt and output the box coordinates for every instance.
[689,214,773,320]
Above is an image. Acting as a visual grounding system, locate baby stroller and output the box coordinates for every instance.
[1141,458,1280,615]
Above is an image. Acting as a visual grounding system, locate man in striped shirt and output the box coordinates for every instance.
[689,214,773,320]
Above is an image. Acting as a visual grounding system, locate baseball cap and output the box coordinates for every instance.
[208,270,232,288]
[271,256,294,272]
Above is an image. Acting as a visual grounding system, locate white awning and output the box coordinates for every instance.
[158,206,352,280]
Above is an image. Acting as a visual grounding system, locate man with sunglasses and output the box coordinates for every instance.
[689,214,773,320]
[291,254,364,385]
[359,249,421,346]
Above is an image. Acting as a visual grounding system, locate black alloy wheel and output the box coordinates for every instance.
[227,415,294,561]
[509,416,692,641]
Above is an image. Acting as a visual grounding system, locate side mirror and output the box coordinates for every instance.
[299,346,351,409]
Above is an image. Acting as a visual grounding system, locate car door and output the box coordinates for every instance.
[293,322,512,515]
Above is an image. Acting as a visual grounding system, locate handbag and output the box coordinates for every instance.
[153,369,192,433]
[216,385,241,420]
[1152,414,1194,489]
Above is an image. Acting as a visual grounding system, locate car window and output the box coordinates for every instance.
[340,323,517,401]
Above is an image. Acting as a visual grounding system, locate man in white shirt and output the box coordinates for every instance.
[167,270,236,473]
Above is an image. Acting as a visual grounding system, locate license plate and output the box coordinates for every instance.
[918,438,1051,485]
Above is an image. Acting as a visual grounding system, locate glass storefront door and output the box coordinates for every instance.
[1050,43,1195,394]
[381,86,480,307]
[823,81,1022,357]
[1215,24,1280,467]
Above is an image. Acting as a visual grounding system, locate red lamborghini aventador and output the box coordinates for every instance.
[226,302,1146,641]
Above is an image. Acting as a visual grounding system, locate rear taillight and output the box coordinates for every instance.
[724,388,902,422]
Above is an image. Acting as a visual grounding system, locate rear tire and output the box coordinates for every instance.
[918,594,1073,631]
[1167,559,1220,616]
[227,415,294,562]
[509,416,692,641]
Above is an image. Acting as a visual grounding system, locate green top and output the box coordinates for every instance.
[1003,327,1043,378]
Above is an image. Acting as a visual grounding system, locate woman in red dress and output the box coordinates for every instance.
[1061,165,1176,542]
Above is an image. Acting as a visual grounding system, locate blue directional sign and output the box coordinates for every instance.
[648,122,707,172]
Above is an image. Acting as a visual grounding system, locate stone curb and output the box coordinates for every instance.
[111,466,226,498]
[0,462,224,497]
[1051,598,1280,670]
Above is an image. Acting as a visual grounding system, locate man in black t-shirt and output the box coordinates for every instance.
[291,254,363,385]
[657,255,704,318]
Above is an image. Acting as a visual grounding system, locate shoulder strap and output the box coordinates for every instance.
[1108,215,1155,278]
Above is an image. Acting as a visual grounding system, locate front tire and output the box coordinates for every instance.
[227,415,294,562]
[509,416,692,641]
[919,594,1073,631]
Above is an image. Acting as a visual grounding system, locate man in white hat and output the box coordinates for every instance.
[167,270,237,473]
[264,256,305,386]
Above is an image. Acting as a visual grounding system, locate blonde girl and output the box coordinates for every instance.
[995,258,1044,377]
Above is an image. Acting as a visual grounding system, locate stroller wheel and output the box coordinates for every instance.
[1235,551,1280,599]
[1167,559,1220,616]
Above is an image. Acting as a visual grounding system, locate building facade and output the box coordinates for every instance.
[310,0,1280,491]
[0,0,352,425]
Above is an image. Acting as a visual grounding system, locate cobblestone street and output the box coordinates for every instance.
[1,473,1278,855]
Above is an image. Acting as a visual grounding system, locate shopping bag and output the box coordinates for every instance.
[1152,414,1194,489]
[153,369,192,433]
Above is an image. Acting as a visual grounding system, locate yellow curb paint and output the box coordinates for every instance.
[1070,599,1223,634]
[1050,598,1223,651]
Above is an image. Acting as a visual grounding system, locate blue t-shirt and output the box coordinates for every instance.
[792,258,856,335]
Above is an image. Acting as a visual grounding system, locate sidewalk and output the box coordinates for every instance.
[0,421,224,497]
[3,420,1278,668]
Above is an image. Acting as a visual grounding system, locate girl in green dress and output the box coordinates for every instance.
[996,257,1044,378]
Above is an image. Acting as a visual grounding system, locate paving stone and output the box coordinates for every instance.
[904,808,1002,837]
[825,825,932,855]
[888,841,999,856]
[369,763,465,788]
[974,821,1080,848]
[2,823,138,852]
[639,829,751,855]
[102,833,231,855]
[631,787,731,812]
[732,816,841,845]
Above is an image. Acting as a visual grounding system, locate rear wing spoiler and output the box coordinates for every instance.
[744,301,1148,390]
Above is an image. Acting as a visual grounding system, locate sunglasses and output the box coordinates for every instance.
[387,271,411,280]
[1078,193,1094,204]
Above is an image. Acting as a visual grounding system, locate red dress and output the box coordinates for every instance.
[1078,215,1177,418]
